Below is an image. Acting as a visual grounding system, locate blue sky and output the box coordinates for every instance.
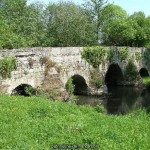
[28,0,150,16]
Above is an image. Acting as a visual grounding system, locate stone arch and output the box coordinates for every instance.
[11,84,35,96]
[105,63,124,86]
[139,68,149,77]
[70,74,88,95]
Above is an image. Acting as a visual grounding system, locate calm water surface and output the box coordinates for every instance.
[77,86,150,114]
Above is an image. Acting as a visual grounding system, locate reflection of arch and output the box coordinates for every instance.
[11,84,35,96]
[139,68,149,77]
[71,74,88,95]
[105,64,124,86]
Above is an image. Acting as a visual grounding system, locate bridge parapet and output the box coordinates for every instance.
[0,47,149,95]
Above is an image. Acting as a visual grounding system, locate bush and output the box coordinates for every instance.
[90,79,102,89]
[144,50,150,68]
[36,88,60,101]
[81,46,106,68]
[118,47,128,61]
[107,48,114,62]
[65,78,74,95]
[94,104,106,113]
[124,59,138,81]
[90,69,102,89]
[0,57,17,78]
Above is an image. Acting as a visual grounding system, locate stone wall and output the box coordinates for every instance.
[0,47,148,94]
[0,47,90,94]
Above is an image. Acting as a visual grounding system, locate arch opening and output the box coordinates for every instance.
[71,75,88,95]
[139,68,149,77]
[11,84,36,96]
[105,64,124,87]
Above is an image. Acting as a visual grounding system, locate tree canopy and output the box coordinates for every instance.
[0,0,150,49]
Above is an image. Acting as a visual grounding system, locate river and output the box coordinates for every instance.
[77,86,150,114]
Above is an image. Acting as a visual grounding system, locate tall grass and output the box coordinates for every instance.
[1,95,150,149]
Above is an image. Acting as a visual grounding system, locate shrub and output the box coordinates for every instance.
[135,52,141,61]
[67,94,78,104]
[36,88,60,101]
[94,104,106,114]
[81,46,106,68]
[118,47,128,61]
[143,50,150,68]
[0,57,17,78]
[65,78,74,95]
[90,69,102,89]
[90,79,102,89]
[24,85,35,96]
[107,48,114,62]
[124,59,138,81]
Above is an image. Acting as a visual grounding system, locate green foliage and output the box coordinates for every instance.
[127,12,147,47]
[90,69,102,89]
[24,85,35,96]
[135,52,141,61]
[91,79,102,89]
[124,59,139,81]
[100,4,129,46]
[81,46,106,68]
[142,77,150,88]
[0,0,150,48]
[101,6,150,47]
[144,50,150,68]
[1,95,150,149]
[37,88,61,101]
[107,48,114,62]
[67,94,79,104]
[0,57,16,78]
[45,1,97,46]
[94,104,106,113]
[65,78,74,95]
[83,0,108,42]
[118,47,128,61]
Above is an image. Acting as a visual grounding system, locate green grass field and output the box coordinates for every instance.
[1,95,150,149]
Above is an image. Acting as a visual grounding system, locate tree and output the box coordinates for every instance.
[45,2,96,46]
[83,0,108,43]
[0,0,28,48]
[100,4,130,46]
[128,12,148,47]
[26,2,47,47]
[0,0,46,48]
[145,16,150,48]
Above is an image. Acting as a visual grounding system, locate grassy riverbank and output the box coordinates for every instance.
[1,95,150,149]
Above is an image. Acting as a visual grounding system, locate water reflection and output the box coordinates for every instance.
[106,86,141,114]
[77,95,103,106]
[77,86,150,115]
[140,88,150,113]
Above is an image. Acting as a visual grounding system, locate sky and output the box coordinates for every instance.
[28,0,150,16]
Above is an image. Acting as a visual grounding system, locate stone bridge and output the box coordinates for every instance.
[0,47,149,95]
